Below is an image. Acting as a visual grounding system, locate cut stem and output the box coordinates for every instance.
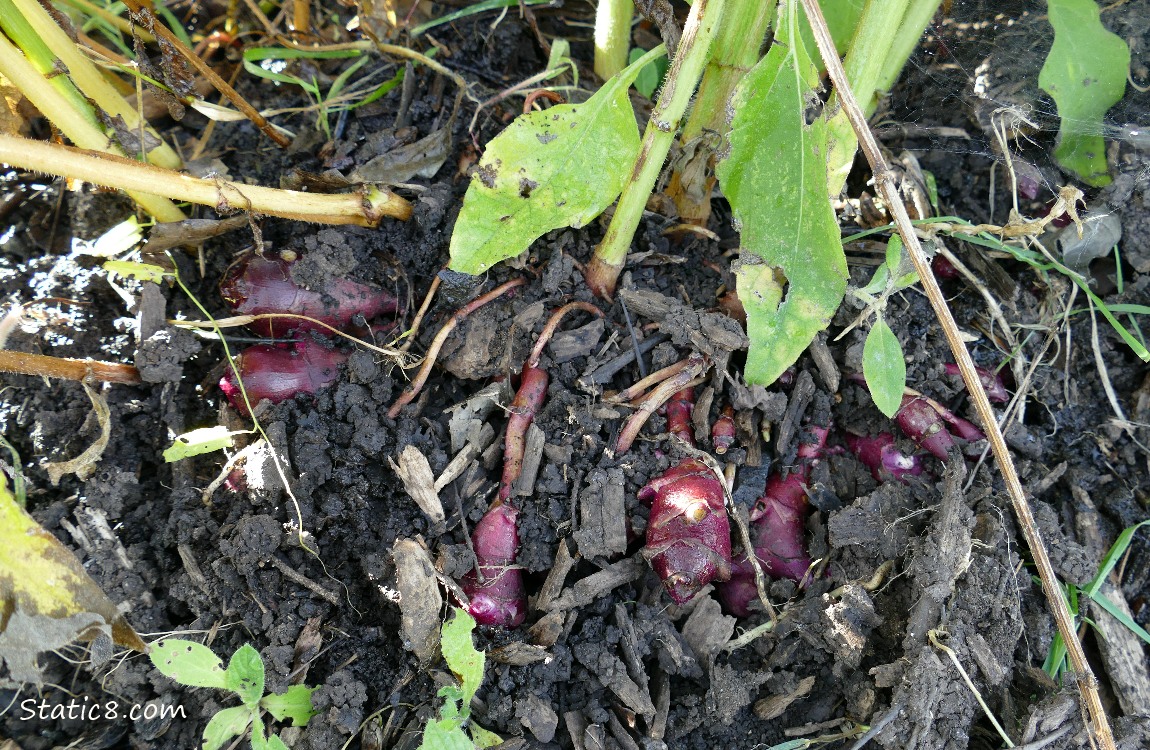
[797,1,1116,747]
[0,134,411,225]
[585,0,728,299]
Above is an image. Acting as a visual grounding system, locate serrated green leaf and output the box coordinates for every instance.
[225,644,265,706]
[150,639,228,689]
[470,722,503,748]
[863,316,906,418]
[103,260,171,283]
[163,426,246,462]
[261,685,318,726]
[441,609,485,710]
[201,706,254,750]
[448,47,664,275]
[717,6,847,386]
[1039,0,1129,186]
[418,718,474,750]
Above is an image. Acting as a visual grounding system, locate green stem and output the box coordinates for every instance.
[594,0,634,80]
[585,0,728,298]
[0,31,185,221]
[825,0,913,192]
[0,134,411,225]
[9,0,183,169]
[874,0,943,104]
[667,0,773,224]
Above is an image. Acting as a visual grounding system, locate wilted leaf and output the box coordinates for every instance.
[448,47,664,275]
[716,7,847,386]
[1039,0,1129,186]
[149,638,228,689]
[44,381,111,485]
[470,722,504,748]
[862,315,906,418]
[0,469,146,679]
[164,425,246,462]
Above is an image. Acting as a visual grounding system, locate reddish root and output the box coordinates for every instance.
[388,277,526,419]
[614,355,708,454]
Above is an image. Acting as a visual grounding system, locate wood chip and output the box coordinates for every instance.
[393,537,442,663]
[754,676,816,721]
[389,446,444,526]
[517,693,559,743]
[574,468,628,559]
[541,556,646,613]
[512,423,545,498]
[534,538,576,613]
[680,596,735,666]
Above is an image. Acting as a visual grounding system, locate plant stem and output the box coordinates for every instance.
[0,350,141,384]
[8,0,183,169]
[585,0,728,299]
[874,0,942,100]
[0,134,411,225]
[0,31,185,222]
[797,1,1118,748]
[825,0,913,192]
[594,0,634,80]
[667,0,773,225]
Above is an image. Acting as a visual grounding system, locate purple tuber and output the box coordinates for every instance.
[463,302,603,627]
[845,431,923,482]
[896,394,985,459]
[942,363,1009,404]
[219,339,348,417]
[711,406,737,455]
[718,424,829,617]
[639,458,731,605]
[220,253,398,337]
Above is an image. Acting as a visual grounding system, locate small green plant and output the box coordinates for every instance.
[150,639,317,750]
[418,609,502,749]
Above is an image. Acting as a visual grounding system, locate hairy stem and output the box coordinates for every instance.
[584,0,728,299]
[594,0,634,80]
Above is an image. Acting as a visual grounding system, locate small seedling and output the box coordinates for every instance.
[150,638,317,750]
[419,609,502,749]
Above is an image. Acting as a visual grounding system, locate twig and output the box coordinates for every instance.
[797,1,1116,747]
[267,555,341,605]
[0,349,141,384]
[400,275,442,354]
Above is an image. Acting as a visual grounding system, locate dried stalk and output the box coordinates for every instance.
[796,1,1116,747]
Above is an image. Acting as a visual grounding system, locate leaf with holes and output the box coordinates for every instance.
[202,706,255,750]
[261,685,318,726]
[449,47,664,275]
[1039,0,1129,186]
[149,638,228,689]
[441,609,485,709]
[717,6,847,386]
[225,643,265,705]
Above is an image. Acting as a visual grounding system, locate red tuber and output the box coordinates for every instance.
[640,457,731,604]
[463,302,602,627]
[943,362,1009,404]
[220,253,398,337]
[219,339,348,417]
[711,406,736,454]
[844,431,923,482]
[895,393,985,459]
[718,424,829,617]
[636,386,732,605]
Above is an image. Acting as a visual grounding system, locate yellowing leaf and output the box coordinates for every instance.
[1039,0,1129,187]
[0,469,146,679]
[449,47,664,275]
[149,638,228,689]
[716,2,847,386]
[164,426,246,462]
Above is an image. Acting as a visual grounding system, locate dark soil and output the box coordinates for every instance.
[3,2,1150,750]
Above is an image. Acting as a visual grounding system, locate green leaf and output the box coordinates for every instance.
[163,426,247,462]
[261,685,318,726]
[418,718,474,750]
[448,47,665,275]
[149,639,228,689]
[1038,0,1129,186]
[440,609,485,710]
[1084,519,1150,598]
[716,7,847,386]
[629,47,669,99]
[225,644,265,706]
[266,735,291,750]
[863,316,906,418]
[202,706,254,750]
[103,260,170,283]
[470,722,503,748]
[1088,590,1150,647]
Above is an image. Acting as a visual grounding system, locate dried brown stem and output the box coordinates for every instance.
[400,275,443,354]
[0,350,141,384]
[613,355,707,454]
[797,1,1116,747]
[122,0,292,148]
[609,358,693,404]
[387,278,526,419]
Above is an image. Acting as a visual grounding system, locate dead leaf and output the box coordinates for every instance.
[44,381,111,485]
